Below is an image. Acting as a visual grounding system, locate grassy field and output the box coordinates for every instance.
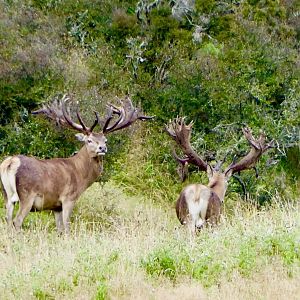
[0,182,299,300]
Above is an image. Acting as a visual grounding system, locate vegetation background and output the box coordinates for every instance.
[0,0,299,299]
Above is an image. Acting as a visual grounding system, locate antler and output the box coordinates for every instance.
[102,96,154,134]
[225,127,274,175]
[32,95,100,134]
[165,117,208,172]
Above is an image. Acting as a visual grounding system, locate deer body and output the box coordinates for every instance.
[2,147,101,208]
[175,171,229,234]
[1,96,152,233]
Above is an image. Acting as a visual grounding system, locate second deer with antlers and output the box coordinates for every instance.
[165,118,273,234]
[0,95,152,233]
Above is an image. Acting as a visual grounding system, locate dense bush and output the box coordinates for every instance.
[0,0,299,200]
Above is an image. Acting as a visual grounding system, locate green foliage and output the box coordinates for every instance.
[282,146,300,179]
[105,8,139,47]
[141,244,230,287]
[0,0,299,201]
[0,118,76,159]
[110,124,186,203]
[192,257,224,287]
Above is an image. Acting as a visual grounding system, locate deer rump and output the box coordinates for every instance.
[176,184,222,229]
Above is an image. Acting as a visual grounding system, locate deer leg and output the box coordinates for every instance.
[62,200,75,234]
[208,215,219,227]
[13,197,34,231]
[1,180,17,227]
[5,201,14,227]
[54,211,63,234]
[199,197,209,229]
[187,214,197,236]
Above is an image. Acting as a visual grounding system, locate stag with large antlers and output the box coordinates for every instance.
[0,95,152,233]
[165,118,273,235]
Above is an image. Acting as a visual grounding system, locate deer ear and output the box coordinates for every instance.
[225,168,233,179]
[75,133,86,142]
[207,164,214,179]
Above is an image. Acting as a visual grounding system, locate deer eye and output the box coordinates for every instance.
[87,139,92,144]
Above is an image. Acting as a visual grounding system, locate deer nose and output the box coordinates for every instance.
[99,146,107,153]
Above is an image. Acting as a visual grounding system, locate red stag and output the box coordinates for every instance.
[0,95,152,233]
[165,117,273,234]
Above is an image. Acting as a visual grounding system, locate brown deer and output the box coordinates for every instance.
[165,117,274,234]
[0,95,152,233]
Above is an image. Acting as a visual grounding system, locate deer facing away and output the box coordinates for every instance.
[165,118,274,234]
[0,95,152,233]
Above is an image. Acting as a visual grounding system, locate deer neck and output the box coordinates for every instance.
[70,146,103,187]
[207,178,227,202]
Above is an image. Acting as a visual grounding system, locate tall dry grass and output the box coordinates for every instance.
[0,182,299,300]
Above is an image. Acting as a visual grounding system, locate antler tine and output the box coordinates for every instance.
[165,117,208,172]
[61,94,69,102]
[232,174,247,199]
[32,97,67,127]
[225,126,273,175]
[76,111,88,132]
[266,139,275,150]
[102,106,114,132]
[106,105,127,132]
[137,115,154,121]
[242,127,261,149]
[61,98,86,132]
[165,120,175,139]
[33,95,101,134]
[61,97,100,134]
[107,101,123,115]
[90,111,100,132]
[172,148,189,165]
[171,149,189,182]
[102,96,153,134]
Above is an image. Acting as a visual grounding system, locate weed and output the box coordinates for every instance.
[95,281,108,300]
[33,288,54,300]
[142,248,178,281]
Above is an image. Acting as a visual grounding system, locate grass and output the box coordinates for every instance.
[0,182,299,299]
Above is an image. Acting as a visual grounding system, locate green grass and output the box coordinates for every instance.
[0,182,299,299]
